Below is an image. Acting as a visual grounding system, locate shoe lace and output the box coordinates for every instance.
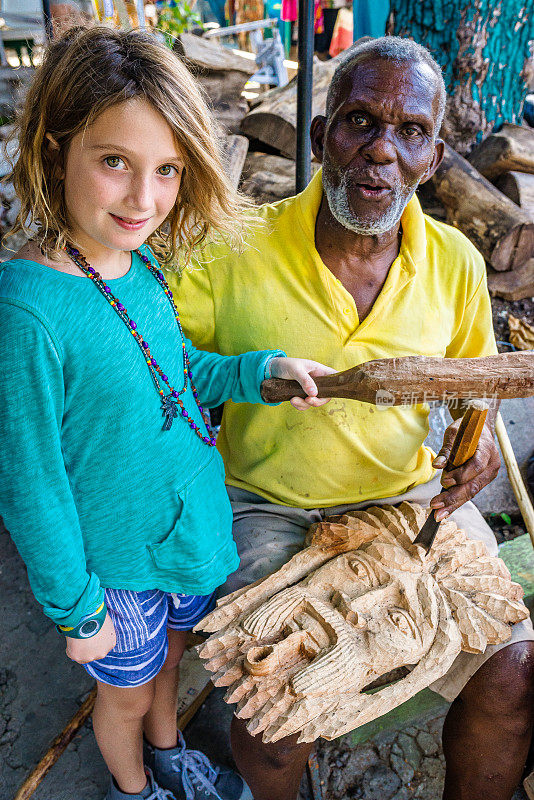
[170,733,223,800]
[147,785,175,800]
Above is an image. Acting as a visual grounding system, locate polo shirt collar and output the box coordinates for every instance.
[296,168,428,271]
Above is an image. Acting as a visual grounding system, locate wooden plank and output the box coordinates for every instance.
[222,134,249,188]
[487,259,534,301]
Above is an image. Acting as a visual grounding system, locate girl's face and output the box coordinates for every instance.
[62,97,184,260]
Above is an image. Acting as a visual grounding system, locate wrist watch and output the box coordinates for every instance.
[56,600,107,639]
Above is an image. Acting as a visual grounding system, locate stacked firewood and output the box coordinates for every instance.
[438,125,534,301]
[183,36,534,301]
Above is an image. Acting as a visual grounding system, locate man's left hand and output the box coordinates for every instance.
[429,419,500,521]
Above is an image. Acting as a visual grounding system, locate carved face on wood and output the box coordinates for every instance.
[197,502,528,743]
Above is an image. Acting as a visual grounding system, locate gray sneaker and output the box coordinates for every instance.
[104,767,176,800]
[144,732,253,800]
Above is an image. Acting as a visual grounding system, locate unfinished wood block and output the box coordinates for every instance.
[488,259,534,302]
[197,503,528,743]
[494,171,534,220]
[240,156,320,205]
[240,57,340,159]
[175,34,255,133]
[468,124,534,181]
[222,134,249,189]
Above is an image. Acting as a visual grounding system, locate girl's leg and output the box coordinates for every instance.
[92,678,156,794]
[143,628,188,748]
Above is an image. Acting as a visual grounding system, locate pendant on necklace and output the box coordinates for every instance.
[161,395,179,431]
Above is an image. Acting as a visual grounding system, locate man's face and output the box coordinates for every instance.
[315,57,442,235]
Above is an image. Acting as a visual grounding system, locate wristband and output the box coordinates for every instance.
[56,600,107,639]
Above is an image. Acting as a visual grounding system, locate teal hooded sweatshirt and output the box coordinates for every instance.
[0,249,283,628]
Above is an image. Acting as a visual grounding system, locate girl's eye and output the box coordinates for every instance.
[158,165,179,177]
[105,156,125,169]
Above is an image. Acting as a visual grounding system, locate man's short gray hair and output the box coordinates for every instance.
[325,36,447,135]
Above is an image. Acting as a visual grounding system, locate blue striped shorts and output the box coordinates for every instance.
[83,589,215,687]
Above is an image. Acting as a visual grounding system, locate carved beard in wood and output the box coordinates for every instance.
[197,502,528,743]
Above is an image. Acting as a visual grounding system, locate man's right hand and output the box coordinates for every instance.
[65,612,116,664]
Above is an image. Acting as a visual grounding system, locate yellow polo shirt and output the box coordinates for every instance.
[167,170,497,508]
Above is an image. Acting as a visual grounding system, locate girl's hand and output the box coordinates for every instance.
[269,357,336,410]
[65,612,116,664]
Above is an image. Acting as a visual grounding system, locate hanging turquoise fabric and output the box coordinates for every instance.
[352,0,389,40]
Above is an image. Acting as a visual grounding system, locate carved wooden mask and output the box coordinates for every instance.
[197,502,528,743]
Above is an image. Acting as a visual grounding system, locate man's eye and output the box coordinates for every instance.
[349,113,370,126]
[404,126,421,138]
[105,156,125,169]
[158,165,179,177]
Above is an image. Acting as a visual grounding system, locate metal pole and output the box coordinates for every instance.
[42,0,53,39]
[295,0,314,192]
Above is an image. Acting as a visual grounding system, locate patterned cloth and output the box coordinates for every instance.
[84,588,215,687]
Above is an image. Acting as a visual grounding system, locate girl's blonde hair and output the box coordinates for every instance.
[7,25,248,265]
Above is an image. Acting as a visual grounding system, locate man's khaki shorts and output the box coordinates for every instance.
[221,476,534,702]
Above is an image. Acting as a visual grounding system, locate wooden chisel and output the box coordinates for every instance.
[260,352,534,404]
[413,400,489,551]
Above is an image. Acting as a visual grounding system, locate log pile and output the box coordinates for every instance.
[176,33,256,134]
[465,124,534,300]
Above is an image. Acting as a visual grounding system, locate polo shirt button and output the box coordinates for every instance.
[343,307,351,314]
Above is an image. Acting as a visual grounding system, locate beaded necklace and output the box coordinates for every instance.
[65,245,216,445]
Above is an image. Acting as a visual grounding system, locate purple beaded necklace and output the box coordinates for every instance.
[65,244,216,445]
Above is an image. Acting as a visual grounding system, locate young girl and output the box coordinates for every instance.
[0,26,333,800]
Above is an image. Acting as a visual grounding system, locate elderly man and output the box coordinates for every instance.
[169,37,534,800]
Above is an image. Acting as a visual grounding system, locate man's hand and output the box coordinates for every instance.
[65,612,116,664]
[269,357,336,410]
[429,418,500,520]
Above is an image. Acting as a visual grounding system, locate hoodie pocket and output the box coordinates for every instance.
[147,457,233,587]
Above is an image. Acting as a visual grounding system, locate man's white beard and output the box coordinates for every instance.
[322,156,419,236]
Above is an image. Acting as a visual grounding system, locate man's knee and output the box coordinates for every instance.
[459,641,534,733]
[258,734,313,771]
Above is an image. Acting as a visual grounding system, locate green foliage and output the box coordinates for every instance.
[157,0,203,45]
